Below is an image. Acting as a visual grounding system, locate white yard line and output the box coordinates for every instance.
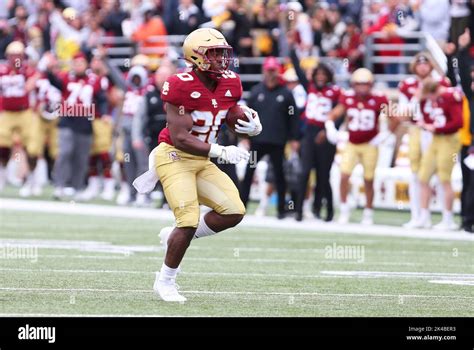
[429,280,474,286]
[1,198,473,241]
[0,313,202,317]
[31,254,470,267]
[2,267,474,281]
[321,270,474,279]
[0,287,473,299]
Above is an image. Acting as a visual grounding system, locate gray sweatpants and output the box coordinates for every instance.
[123,129,149,196]
[53,128,92,190]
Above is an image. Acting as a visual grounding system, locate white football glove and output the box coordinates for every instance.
[235,106,263,136]
[369,130,390,146]
[324,120,339,145]
[209,144,250,164]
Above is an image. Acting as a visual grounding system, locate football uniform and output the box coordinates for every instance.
[156,70,245,228]
[418,88,463,183]
[398,76,451,173]
[338,90,388,180]
[28,77,62,158]
[55,71,106,134]
[302,84,341,127]
[0,64,36,149]
[91,76,113,155]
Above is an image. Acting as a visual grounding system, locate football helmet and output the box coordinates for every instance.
[6,41,25,56]
[350,68,374,84]
[182,28,232,75]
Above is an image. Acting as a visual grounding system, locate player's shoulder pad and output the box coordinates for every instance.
[161,72,197,108]
[0,64,9,74]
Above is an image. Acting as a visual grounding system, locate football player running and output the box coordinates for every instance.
[135,28,262,302]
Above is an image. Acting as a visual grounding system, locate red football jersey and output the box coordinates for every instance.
[57,71,105,118]
[399,76,451,123]
[303,84,341,127]
[159,70,242,145]
[339,90,388,144]
[420,87,463,135]
[0,64,36,111]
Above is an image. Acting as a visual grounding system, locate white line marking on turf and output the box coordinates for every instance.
[321,271,474,279]
[2,198,473,241]
[33,254,470,267]
[429,280,474,286]
[3,268,474,281]
[0,313,192,317]
[0,287,473,299]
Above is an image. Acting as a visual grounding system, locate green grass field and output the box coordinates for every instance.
[0,206,473,317]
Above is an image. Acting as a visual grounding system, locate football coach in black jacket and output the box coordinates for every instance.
[239,57,299,219]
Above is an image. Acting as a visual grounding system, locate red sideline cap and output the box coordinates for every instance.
[73,52,87,61]
[263,56,281,71]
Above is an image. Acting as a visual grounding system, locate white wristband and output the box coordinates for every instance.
[208,143,224,158]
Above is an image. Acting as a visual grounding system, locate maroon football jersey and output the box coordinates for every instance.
[339,89,388,144]
[159,70,242,145]
[303,84,341,127]
[57,71,105,118]
[420,87,463,135]
[399,76,451,123]
[0,63,36,111]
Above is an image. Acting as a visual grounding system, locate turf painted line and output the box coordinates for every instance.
[429,280,474,286]
[0,287,473,299]
[2,198,473,241]
[321,270,474,279]
[3,267,474,282]
[33,254,470,267]
[0,313,193,317]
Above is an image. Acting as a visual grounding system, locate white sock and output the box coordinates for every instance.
[158,263,179,283]
[442,210,453,223]
[419,208,430,222]
[193,216,216,239]
[409,173,420,220]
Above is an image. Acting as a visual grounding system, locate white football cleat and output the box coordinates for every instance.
[79,176,101,201]
[360,208,374,225]
[433,220,458,231]
[116,183,131,205]
[412,218,432,229]
[337,211,350,224]
[153,274,186,302]
[101,178,116,201]
[403,218,419,229]
[19,183,33,197]
[32,184,43,196]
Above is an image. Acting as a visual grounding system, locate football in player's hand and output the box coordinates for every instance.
[225,105,249,133]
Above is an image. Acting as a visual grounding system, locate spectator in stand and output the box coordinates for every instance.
[166,0,202,35]
[101,0,129,37]
[9,5,28,42]
[0,19,13,59]
[364,0,418,87]
[327,17,362,72]
[131,9,168,57]
[320,5,345,56]
[450,0,471,45]
[415,0,450,45]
